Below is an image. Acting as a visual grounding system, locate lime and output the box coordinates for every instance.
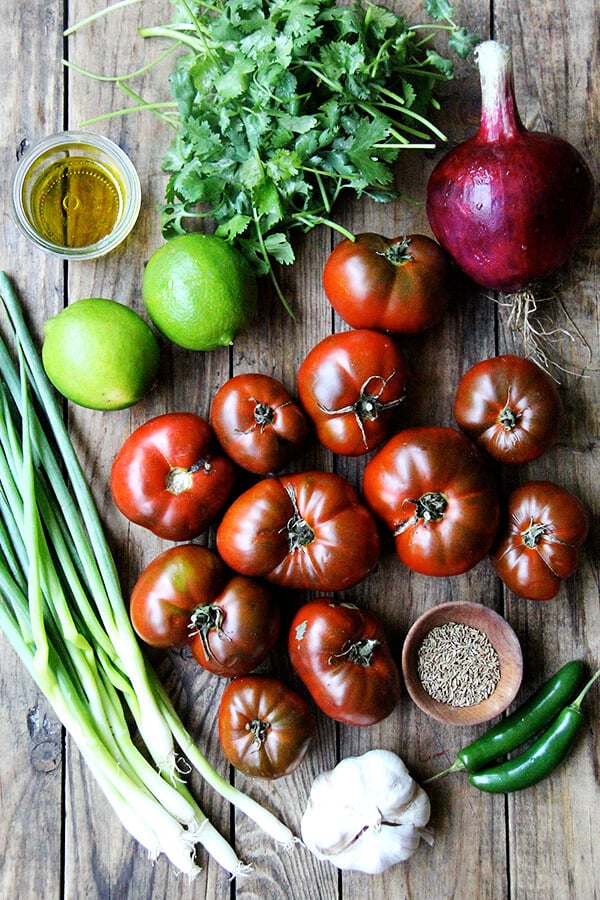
[42,297,161,410]
[142,233,257,351]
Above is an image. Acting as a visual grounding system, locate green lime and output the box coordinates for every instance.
[142,233,257,351]
[42,297,161,410]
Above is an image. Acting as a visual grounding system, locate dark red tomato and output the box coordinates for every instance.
[296,329,410,456]
[110,412,236,541]
[322,233,451,334]
[453,354,563,464]
[218,675,315,778]
[288,599,401,726]
[362,426,500,576]
[216,470,381,591]
[129,544,280,675]
[209,372,308,474]
[130,544,225,648]
[491,480,589,601]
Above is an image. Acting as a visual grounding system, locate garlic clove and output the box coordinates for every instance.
[301,768,370,856]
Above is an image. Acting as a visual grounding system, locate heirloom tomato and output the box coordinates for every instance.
[322,233,451,334]
[209,372,308,474]
[288,599,401,726]
[296,329,409,456]
[110,412,235,541]
[362,426,499,576]
[218,675,315,778]
[129,544,280,676]
[453,354,563,464]
[491,480,589,601]
[216,470,380,591]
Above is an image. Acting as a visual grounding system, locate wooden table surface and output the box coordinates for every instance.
[1,1,598,898]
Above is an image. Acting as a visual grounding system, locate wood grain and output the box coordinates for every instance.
[0,0,598,898]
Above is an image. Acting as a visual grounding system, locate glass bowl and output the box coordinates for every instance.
[10,131,141,260]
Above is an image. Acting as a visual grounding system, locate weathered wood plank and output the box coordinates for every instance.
[494,2,600,898]
[0,2,65,898]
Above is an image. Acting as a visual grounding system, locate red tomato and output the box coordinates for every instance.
[322,233,451,334]
[491,481,589,601]
[216,470,381,591]
[110,412,236,541]
[453,354,563,464]
[218,675,315,778]
[209,372,308,474]
[362,426,500,576]
[296,329,410,456]
[288,599,401,726]
[129,544,280,675]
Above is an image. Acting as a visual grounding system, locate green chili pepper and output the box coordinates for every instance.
[425,660,585,782]
[469,668,600,794]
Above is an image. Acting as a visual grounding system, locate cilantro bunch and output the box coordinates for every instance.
[144,0,475,306]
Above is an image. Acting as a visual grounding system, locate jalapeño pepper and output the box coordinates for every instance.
[425,660,585,782]
[469,668,600,793]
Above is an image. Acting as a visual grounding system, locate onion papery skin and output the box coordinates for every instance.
[426,41,595,293]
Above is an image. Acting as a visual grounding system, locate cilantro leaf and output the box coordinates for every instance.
[424,0,457,20]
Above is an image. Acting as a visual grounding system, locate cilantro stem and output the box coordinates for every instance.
[301,165,369,184]
[250,209,297,319]
[293,214,355,243]
[138,25,207,51]
[314,170,336,213]
[77,99,179,129]
[299,61,341,93]
[375,85,448,140]
[63,0,143,36]
[358,103,429,144]
[62,42,181,83]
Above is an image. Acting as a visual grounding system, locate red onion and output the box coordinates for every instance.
[426,40,595,293]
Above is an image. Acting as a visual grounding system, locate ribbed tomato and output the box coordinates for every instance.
[453,354,562,464]
[218,675,315,778]
[129,544,280,676]
[216,470,381,591]
[491,480,589,600]
[209,372,308,474]
[110,412,236,541]
[362,426,499,576]
[297,329,410,456]
[288,599,401,726]
[322,233,451,334]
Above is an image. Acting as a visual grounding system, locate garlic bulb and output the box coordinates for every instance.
[301,749,433,874]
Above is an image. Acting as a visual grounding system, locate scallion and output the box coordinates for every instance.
[0,272,295,877]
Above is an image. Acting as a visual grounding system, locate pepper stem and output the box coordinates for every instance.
[571,668,600,710]
[422,757,466,783]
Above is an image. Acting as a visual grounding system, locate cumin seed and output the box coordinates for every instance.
[416,621,501,707]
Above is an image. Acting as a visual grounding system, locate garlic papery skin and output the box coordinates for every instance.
[300,749,433,874]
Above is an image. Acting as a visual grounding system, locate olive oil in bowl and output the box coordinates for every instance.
[11,132,141,260]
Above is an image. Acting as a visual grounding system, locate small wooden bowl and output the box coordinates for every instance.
[401,601,523,726]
